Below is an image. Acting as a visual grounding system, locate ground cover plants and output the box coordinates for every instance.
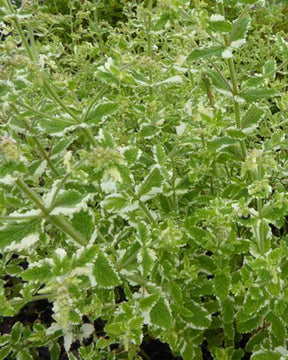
[0,0,288,359]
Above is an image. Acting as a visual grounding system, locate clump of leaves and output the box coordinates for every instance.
[1,0,288,359]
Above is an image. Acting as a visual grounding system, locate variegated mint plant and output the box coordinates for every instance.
[1,0,288,359]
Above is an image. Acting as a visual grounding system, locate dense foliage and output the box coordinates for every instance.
[1,0,288,359]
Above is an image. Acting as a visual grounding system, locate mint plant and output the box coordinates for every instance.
[1,0,288,359]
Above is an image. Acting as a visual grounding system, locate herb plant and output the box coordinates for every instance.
[1,0,288,359]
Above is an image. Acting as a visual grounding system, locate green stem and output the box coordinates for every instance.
[15,178,86,246]
[218,2,247,160]
[49,215,86,246]
[15,100,62,122]
[139,201,157,226]
[4,0,35,61]
[5,1,97,148]
[10,294,53,305]
[0,214,44,221]
[147,0,153,98]
[43,78,97,146]
[15,178,50,216]
[10,104,60,176]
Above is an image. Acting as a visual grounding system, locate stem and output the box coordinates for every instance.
[15,178,86,246]
[82,85,108,122]
[43,78,97,146]
[10,104,60,176]
[257,161,265,255]
[139,201,157,226]
[49,215,86,246]
[15,178,50,216]
[15,100,62,122]
[0,214,44,221]
[218,2,247,160]
[5,1,97,148]
[147,0,153,98]
[4,0,35,61]
[10,294,53,305]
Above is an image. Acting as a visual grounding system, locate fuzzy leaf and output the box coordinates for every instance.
[209,19,233,33]
[93,252,120,288]
[22,262,53,282]
[71,210,94,241]
[266,312,286,341]
[150,297,172,329]
[230,16,250,44]
[0,220,40,250]
[86,102,118,125]
[207,70,232,95]
[238,88,278,103]
[136,166,163,202]
[214,273,229,301]
[0,346,11,360]
[187,46,226,61]
[101,194,129,213]
[241,105,264,130]
[72,245,99,268]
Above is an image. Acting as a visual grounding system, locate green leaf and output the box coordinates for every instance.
[50,343,61,360]
[230,16,250,45]
[101,194,129,213]
[266,312,286,341]
[238,88,278,103]
[105,322,126,336]
[150,297,172,329]
[187,46,226,61]
[136,166,164,202]
[222,299,234,323]
[207,137,238,152]
[93,252,120,288]
[18,349,34,360]
[11,322,22,343]
[138,248,155,277]
[37,118,76,136]
[0,346,11,360]
[241,105,264,130]
[209,19,233,33]
[22,262,53,282]
[86,102,118,125]
[180,303,211,329]
[137,222,150,245]
[250,350,281,360]
[72,245,99,268]
[214,273,229,301]
[0,220,40,250]
[71,210,94,241]
[207,70,232,95]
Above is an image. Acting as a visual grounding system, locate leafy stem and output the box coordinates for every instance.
[10,104,60,176]
[15,178,87,246]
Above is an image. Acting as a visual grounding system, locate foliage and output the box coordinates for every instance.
[0,0,288,359]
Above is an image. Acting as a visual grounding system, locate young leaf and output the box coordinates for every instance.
[214,273,229,301]
[136,165,163,202]
[85,102,118,125]
[241,105,264,131]
[22,261,53,282]
[229,16,250,46]
[93,252,120,288]
[187,46,226,61]
[238,88,278,103]
[209,18,233,33]
[207,70,233,95]
[71,210,94,241]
